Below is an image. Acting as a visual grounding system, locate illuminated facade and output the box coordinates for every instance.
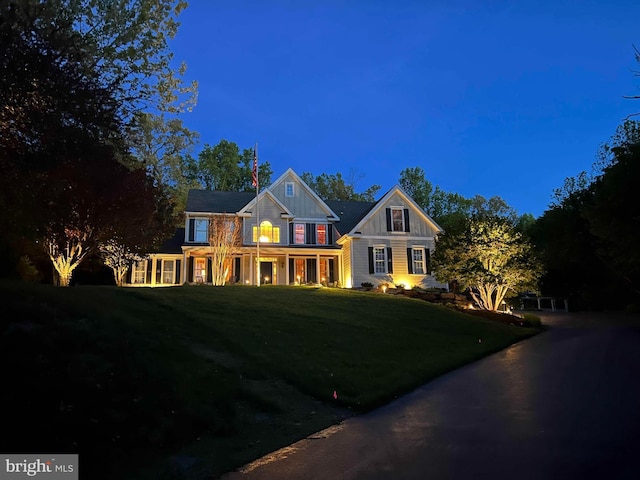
[125,169,447,289]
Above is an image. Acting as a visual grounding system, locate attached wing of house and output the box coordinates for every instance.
[125,169,446,290]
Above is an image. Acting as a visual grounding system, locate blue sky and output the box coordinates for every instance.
[170,0,639,217]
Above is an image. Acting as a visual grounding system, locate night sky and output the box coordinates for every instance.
[170,0,640,217]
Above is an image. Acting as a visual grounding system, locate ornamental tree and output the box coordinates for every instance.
[208,216,242,286]
[433,216,541,311]
[44,143,173,286]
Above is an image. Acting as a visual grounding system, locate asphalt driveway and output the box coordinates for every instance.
[223,312,640,480]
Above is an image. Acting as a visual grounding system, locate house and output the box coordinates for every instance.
[125,168,447,289]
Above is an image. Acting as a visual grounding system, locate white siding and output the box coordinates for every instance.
[271,173,332,219]
[243,196,288,244]
[359,192,439,237]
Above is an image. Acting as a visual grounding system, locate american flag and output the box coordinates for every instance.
[252,146,258,188]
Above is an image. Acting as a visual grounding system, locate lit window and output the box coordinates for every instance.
[162,260,174,284]
[391,208,404,232]
[194,258,206,283]
[194,219,208,242]
[252,220,280,243]
[133,261,146,284]
[412,248,425,274]
[285,182,294,197]
[316,224,327,245]
[374,247,386,274]
[295,259,305,282]
[319,259,329,281]
[294,224,305,244]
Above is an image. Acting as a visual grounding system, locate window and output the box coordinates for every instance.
[194,219,208,242]
[319,259,329,282]
[294,223,305,244]
[194,258,206,283]
[252,220,280,243]
[412,248,425,275]
[285,182,295,197]
[316,224,327,245]
[374,247,386,274]
[391,208,404,232]
[294,259,305,283]
[162,260,174,284]
[133,261,146,284]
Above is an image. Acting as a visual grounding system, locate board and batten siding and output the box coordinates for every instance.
[272,175,333,219]
[358,192,439,237]
[242,197,288,244]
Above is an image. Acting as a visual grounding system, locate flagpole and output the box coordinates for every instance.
[254,143,260,287]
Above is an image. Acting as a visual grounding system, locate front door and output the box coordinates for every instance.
[260,261,273,284]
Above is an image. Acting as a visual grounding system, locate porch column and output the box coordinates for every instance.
[182,253,188,285]
[151,257,157,286]
[316,253,321,284]
[285,253,290,285]
[249,252,254,286]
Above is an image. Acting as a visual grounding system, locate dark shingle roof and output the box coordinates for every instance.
[326,200,377,236]
[158,228,185,253]
[185,190,255,213]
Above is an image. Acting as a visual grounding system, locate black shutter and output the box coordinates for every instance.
[387,248,393,274]
[306,259,316,283]
[125,265,132,284]
[368,247,374,274]
[328,225,334,244]
[328,259,335,283]
[207,258,212,283]
[289,258,295,284]
[306,224,316,244]
[407,248,414,274]
[386,208,392,231]
[188,219,195,242]
[188,257,194,282]
[175,259,181,284]
[156,259,162,284]
[234,257,241,283]
[146,259,152,284]
[404,209,410,232]
[426,248,431,275]
[289,223,294,245]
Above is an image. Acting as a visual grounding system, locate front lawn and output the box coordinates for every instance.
[0,282,539,479]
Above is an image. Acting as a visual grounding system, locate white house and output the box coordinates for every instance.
[126,169,447,289]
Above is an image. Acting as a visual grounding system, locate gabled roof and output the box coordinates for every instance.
[270,168,340,220]
[326,200,377,236]
[238,189,294,217]
[185,190,255,213]
[348,185,444,235]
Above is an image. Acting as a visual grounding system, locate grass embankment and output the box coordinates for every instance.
[0,282,539,479]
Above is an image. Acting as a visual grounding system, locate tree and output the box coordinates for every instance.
[195,140,273,191]
[127,112,200,219]
[208,216,242,286]
[532,120,640,307]
[433,216,541,311]
[0,0,191,278]
[43,143,173,286]
[100,240,146,286]
[301,171,380,201]
[399,167,433,209]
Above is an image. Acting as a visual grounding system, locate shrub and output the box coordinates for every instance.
[522,313,542,328]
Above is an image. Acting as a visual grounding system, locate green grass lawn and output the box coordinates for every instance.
[0,282,539,479]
